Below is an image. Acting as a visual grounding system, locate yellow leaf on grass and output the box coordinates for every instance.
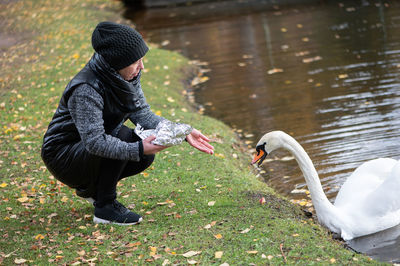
[61,196,69,202]
[214,234,223,239]
[247,250,258,254]
[215,251,223,259]
[35,234,45,240]
[149,246,157,256]
[17,196,29,203]
[0,182,7,188]
[299,201,307,206]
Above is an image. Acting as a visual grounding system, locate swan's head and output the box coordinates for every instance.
[251,131,287,166]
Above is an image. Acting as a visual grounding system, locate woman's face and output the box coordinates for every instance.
[118,58,144,81]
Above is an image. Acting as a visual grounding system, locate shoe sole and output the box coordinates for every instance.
[93,216,142,226]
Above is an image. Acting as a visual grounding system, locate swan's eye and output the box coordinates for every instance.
[256,143,266,154]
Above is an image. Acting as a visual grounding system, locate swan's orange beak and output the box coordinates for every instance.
[251,149,266,166]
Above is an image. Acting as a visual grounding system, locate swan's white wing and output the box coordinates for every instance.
[363,160,400,216]
[334,158,397,208]
[334,159,400,237]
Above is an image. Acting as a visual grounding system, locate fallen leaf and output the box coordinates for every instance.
[182,251,201,258]
[302,56,322,63]
[14,258,27,264]
[126,241,141,248]
[214,234,223,239]
[208,201,216,206]
[330,258,336,263]
[215,251,223,259]
[240,228,251,234]
[17,197,29,203]
[0,182,7,188]
[34,234,45,240]
[187,260,197,265]
[267,68,283,75]
[247,250,258,254]
[61,196,69,202]
[157,200,174,206]
[214,153,225,158]
[149,246,157,256]
[204,221,216,229]
[259,197,266,205]
[47,213,58,219]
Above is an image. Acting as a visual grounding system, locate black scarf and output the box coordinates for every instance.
[88,53,142,113]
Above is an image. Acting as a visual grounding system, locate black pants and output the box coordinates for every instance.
[94,125,155,206]
[43,125,154,205]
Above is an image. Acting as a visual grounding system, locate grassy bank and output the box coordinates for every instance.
[0,0,381,265]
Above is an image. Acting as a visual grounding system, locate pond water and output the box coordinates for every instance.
[124,0,400,262]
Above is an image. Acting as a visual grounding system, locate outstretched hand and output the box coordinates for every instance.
[142,135,168,155]
[186,128,214,154]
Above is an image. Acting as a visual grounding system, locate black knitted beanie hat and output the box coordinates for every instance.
[91,21,149,70]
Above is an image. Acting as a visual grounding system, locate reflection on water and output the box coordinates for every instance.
[125,0,400,262]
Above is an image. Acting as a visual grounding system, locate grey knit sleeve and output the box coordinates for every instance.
[129,104,165,129]
[127,83,165,129]
[68,84,141,161]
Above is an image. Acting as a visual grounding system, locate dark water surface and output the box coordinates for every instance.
[125,0,400,262]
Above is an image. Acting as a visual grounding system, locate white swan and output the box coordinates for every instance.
[252,131,400,240]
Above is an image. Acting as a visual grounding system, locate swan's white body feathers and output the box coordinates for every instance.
[257,131,400,240]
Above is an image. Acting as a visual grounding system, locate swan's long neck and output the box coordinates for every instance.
[281,134,335,216]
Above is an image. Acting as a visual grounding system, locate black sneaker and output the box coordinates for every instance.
[93,200,142,225]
